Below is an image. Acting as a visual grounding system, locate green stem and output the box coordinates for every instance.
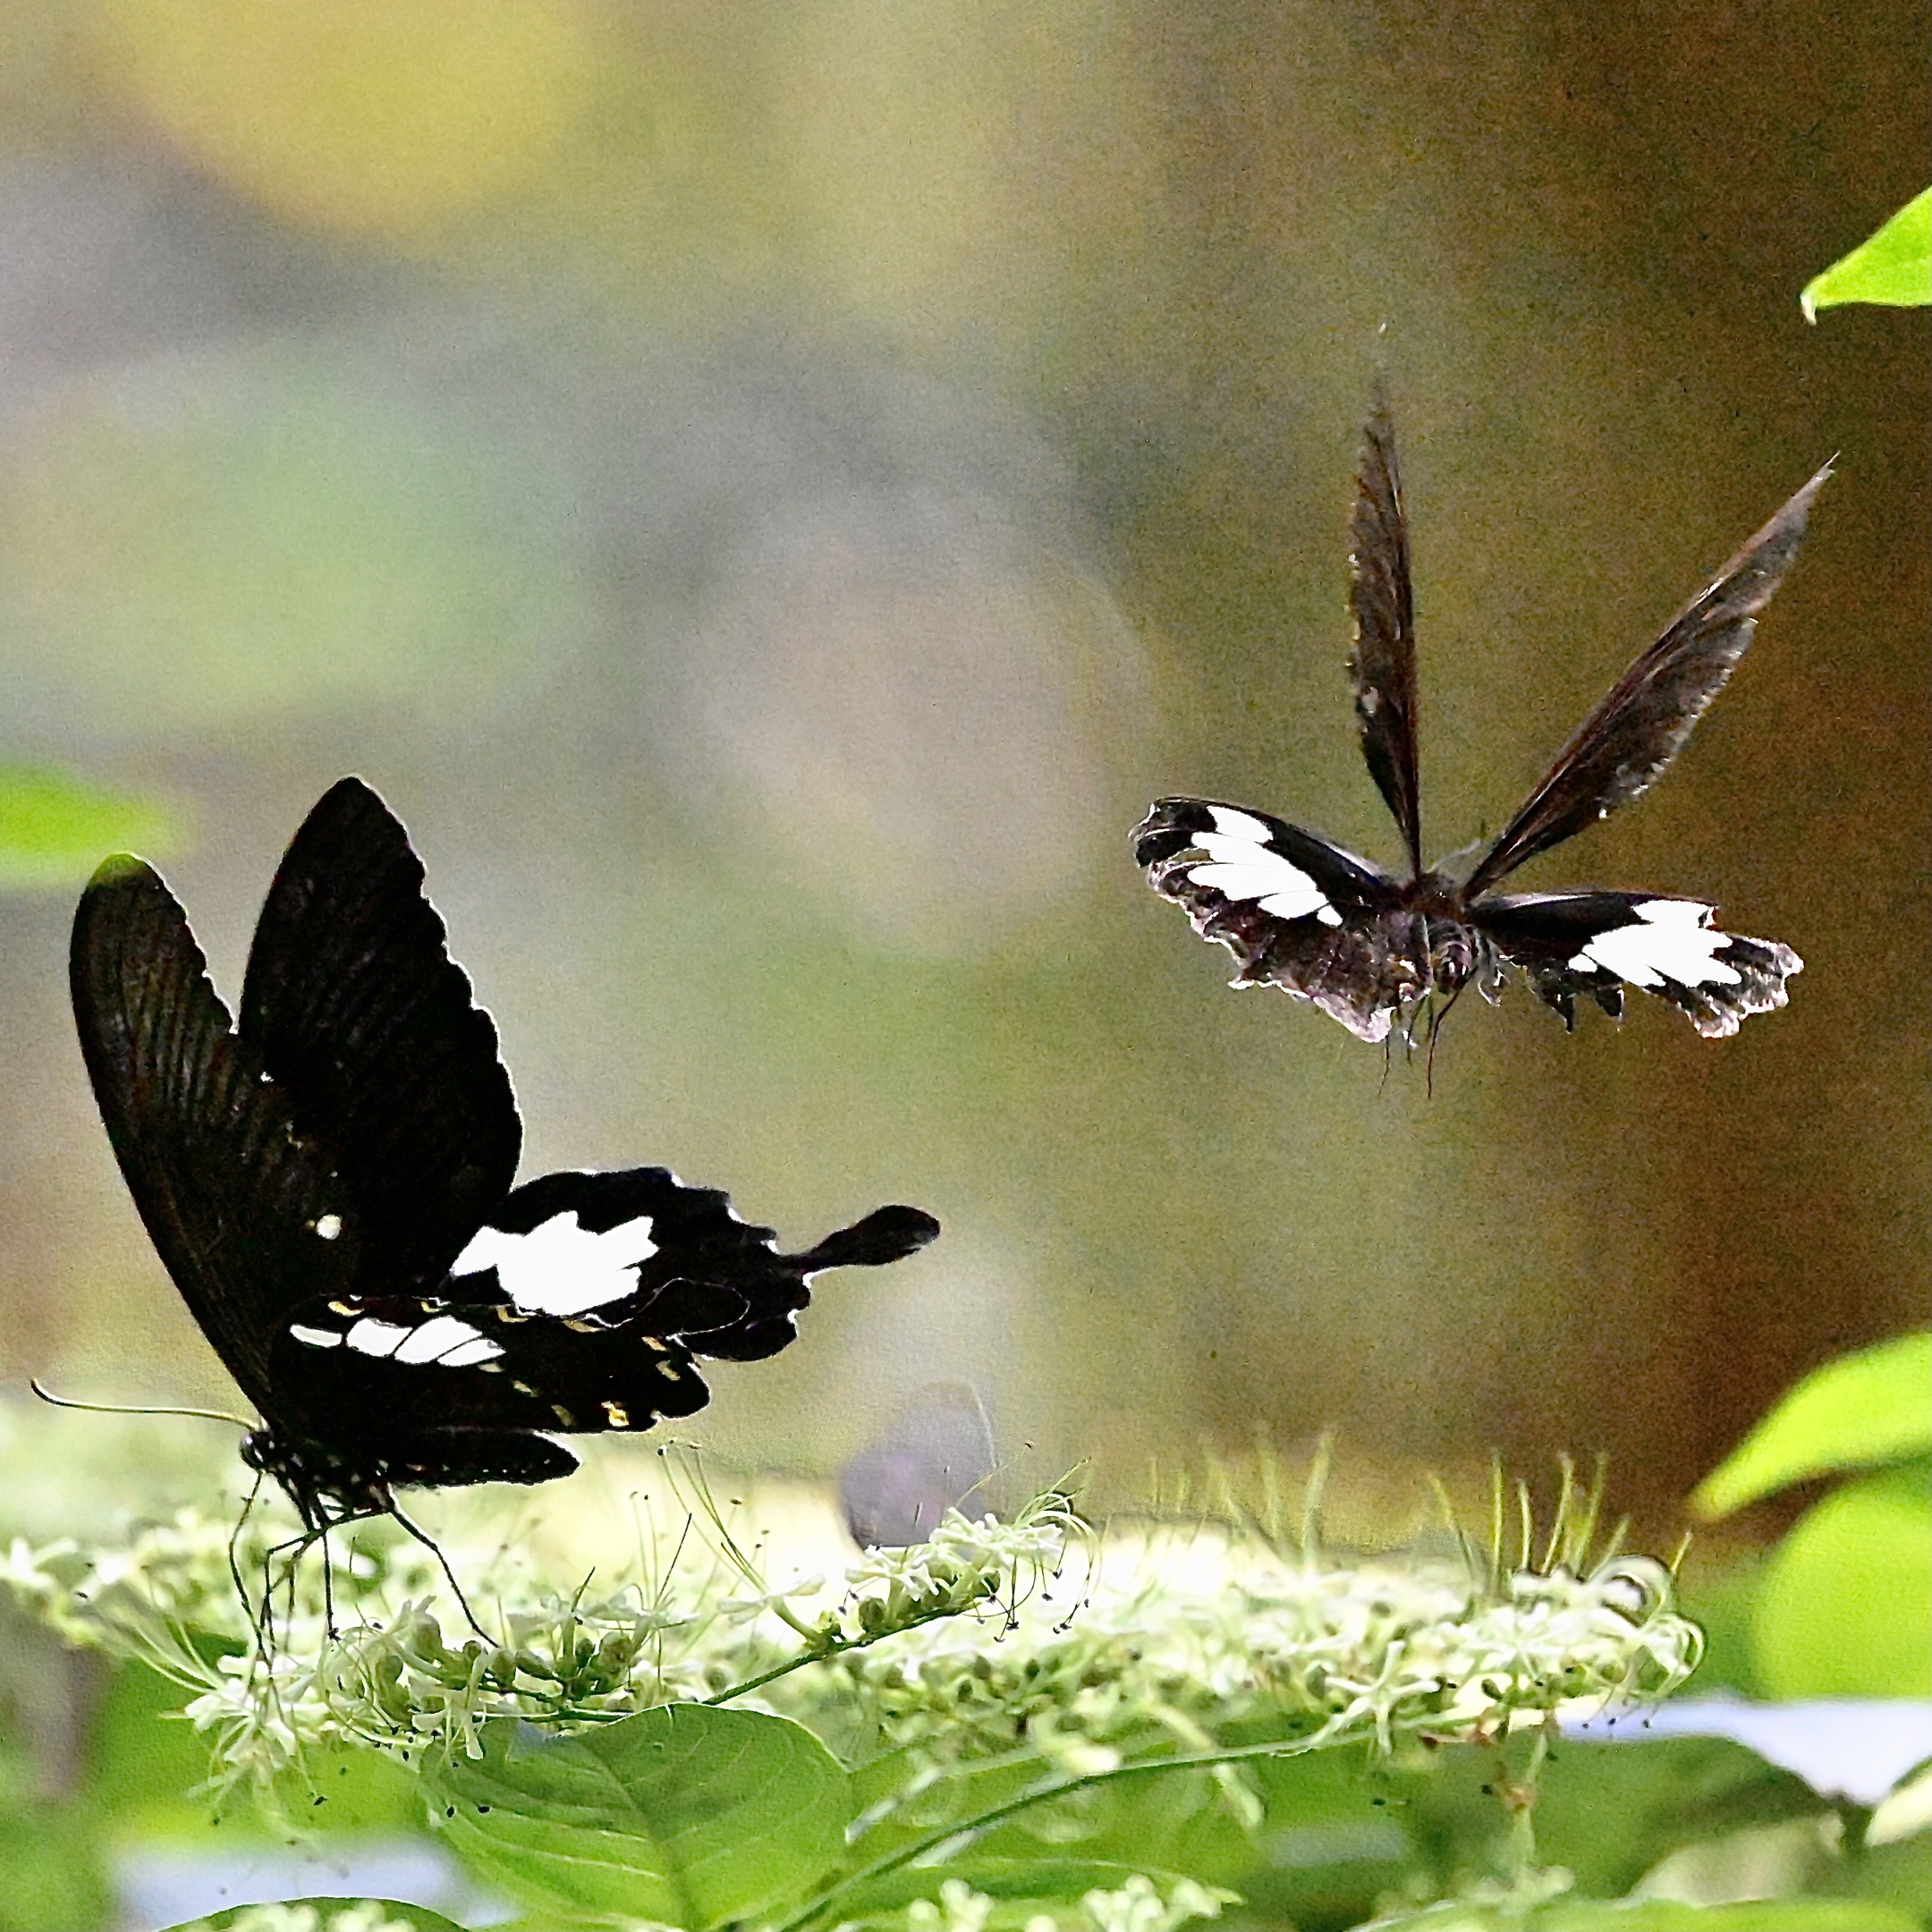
[774,1712,1428,1932]
[1503,1723,1551,1885]
[702,1599,994,1707]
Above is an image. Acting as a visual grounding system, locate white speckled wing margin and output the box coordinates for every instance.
[1472,891,1802,1037]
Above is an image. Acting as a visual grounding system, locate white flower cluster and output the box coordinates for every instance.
[0,1436,1701,1808]
[0,1479,1088,1791]
[907,1873,1235,1932]
[765,1519,1702,1801]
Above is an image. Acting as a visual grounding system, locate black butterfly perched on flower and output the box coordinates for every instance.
[1135,396,1830,1045]
[70,777,939,1538]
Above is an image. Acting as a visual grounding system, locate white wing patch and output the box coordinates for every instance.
[308,1312,505,1368]
[1571,900,1743,989]
[1207,805,1275,842]
[1185,807,1343,927]
[344,1318,414,1357]
[453,1210,660,1318]
[393,1314,504,1367]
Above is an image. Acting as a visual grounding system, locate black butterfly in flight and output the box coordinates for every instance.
[70,777,939,1540]
[1135,399,1829,1045]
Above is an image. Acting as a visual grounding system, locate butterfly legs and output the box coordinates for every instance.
[249,1495,343,1652]
[225,1465,275,1662]
[1420,979,1470,1097]
[385,1501,493,1646]
[250,1501,492,1648]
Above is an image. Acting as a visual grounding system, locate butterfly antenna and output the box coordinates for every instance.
[29,1378,251,1428]
[386,1504,493,1645]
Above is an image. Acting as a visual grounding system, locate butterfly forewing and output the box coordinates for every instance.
[71,856,360,1417]
[1472,891,1802,1037]
[1349,390,1423,879]
[1462,462,1833,898]
[240,777,521,1300]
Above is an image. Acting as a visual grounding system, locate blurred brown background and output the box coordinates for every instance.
[0,0,1924,1534]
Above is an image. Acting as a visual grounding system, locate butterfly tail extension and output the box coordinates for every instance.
[789,1205,942,1274]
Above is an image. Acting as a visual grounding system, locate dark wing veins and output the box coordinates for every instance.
[240,777,521,1299]
[1349,386,1424,881]
[72,856,360,1417]
[1463,462,1830,898]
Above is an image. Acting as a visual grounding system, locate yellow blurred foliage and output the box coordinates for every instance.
[101,0,599,233]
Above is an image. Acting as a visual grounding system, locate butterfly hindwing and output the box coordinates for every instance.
[1134,799,1389,916]
[1463,462,1833,897]
[268,1168,944,1470]
[1472,891,1802,1038]
[270,1286,718,1451]
[71,855,360,1417]
[240,777,521,1301]
[1349,387,1424,878]
[446,1168,938,1363]
[1135,798,1416,1038]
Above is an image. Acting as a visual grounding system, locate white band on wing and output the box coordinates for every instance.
[1571,900,1743,989]
[1185,815,1343,928]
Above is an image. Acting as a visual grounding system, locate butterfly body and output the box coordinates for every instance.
[1136,398,1826,1045]
[72,779,939,1531]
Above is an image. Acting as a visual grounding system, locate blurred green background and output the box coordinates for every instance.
[0,0,1925,1541]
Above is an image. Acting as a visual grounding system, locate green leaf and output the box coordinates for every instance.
[430,1707,853,1930]
[1544,1903,1922,1929]
[1801,187,1932,318]
[1692,1332,1932,1518]
[1750,1462,1932,1698]
[831,1856,1195,1919]
[160,1903,470,1932]
[1544,1899,1922,1928]
[0,1804,113,1932]
[0,764,178,889]
[1361,1894,1922,1928]
[1530,1735,1826,1898]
